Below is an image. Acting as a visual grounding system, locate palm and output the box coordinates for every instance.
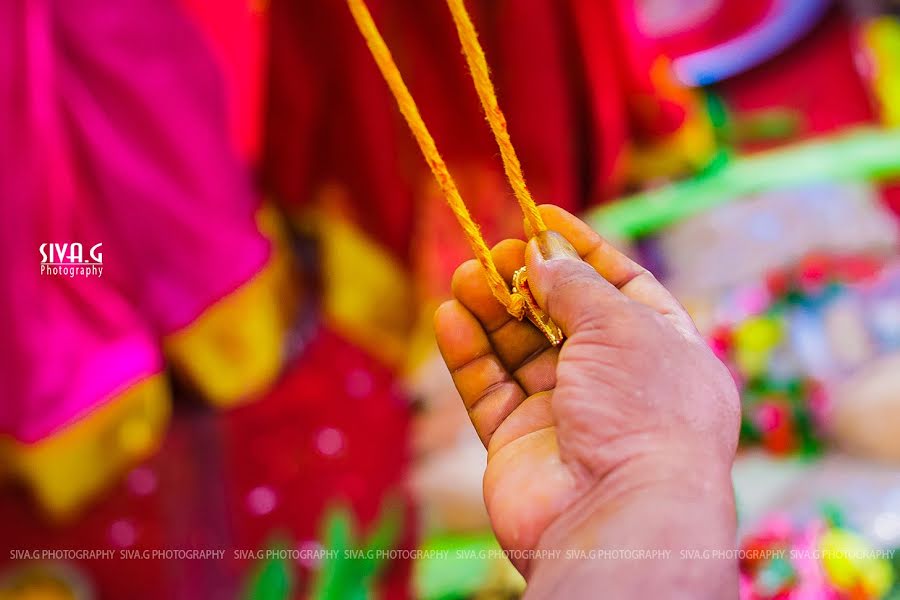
[432,235,574,553]
[483,398,577,559]
[434,206,712,567]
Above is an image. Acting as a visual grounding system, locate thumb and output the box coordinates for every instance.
[524,230,624,336]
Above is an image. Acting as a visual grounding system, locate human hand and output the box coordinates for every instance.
[434,205,740,596]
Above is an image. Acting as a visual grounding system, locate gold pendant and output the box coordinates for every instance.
[512,266,565,346]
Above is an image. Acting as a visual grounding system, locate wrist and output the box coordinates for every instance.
[538,447,735,551]
[524,448,737,599]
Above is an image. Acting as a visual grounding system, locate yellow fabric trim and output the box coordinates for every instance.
[403,300,445,377]
[299,201,413,368]
[0,206,296,518]
[626,57,716,182]
[863,17,900,128]
[0,373,171,522]
[163,203,300,407]
[626,108,716,182]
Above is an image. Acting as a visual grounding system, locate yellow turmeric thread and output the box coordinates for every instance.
[444,0,546,238]
[347,0,536,319]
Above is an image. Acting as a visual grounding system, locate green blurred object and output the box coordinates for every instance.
[820,502,847,530]
[705,90,803,145]
[729,109,803,143]
[890,546,900,599]
[757,555,797,596]
[587,127,900,240]
[705,91,730,133]
[414,532,505,600]
[241,499,402,600]
[311,500,402,600]
[242,538,295,600]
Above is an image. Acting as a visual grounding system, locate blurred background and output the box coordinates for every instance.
[2,0,900,598]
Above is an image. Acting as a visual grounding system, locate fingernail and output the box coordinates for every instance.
[535,231,579,261]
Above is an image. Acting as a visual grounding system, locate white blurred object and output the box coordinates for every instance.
[410,423,489,533]
[659,181,898,304]
[407,348,491,533]
[830,352,900,463]
[735,451,900,547]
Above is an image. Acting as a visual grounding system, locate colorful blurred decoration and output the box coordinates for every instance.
[710,254,900,456]
[638,178,897,325]
[608,163,900,462]
[739,508,899,599]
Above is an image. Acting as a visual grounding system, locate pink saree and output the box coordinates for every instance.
[0,0,289,518]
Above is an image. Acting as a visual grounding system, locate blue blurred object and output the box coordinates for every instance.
[673,0,833,85]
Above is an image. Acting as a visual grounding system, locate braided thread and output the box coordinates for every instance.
[444,0,546,237]
[347,0,524,319]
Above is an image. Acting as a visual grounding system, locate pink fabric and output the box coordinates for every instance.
[0,0,269,443]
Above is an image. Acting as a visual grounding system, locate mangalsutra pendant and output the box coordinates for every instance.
[512,266,565,346]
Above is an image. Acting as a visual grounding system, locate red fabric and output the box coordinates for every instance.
[263,0,697,268]
[0,327,412,599]
[719,7,875,143]
[641,1,774,59]
[221,326,413,598]
[264,0,415,260]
